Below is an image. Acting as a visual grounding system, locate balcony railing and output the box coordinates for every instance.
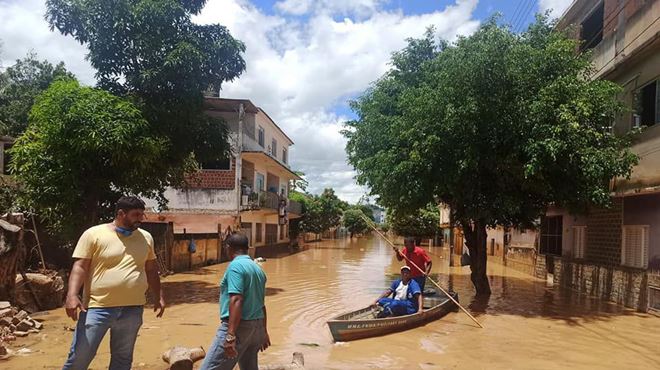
[288,199,302,215]
[240,190,303,216]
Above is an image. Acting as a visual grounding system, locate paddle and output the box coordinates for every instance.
[360,215,484,328]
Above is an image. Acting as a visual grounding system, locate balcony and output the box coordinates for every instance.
[241,133,289,169]
[239,190,303,217]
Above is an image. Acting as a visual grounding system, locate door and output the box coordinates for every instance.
[539,216,563,256]
[240,222,252,247]
[265,224,278,246]
[256,173,265,192]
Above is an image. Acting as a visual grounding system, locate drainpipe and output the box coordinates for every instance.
[235,103,245,227]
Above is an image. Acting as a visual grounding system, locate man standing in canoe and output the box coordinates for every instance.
[372,266,423,317]
[395,237,432,292]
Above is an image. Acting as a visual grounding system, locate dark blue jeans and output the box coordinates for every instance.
[62,306,143,370]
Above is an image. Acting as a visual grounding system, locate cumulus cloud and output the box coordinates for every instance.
[1,0,481,203]
[538,0,574,19]
[0,0,95,84]
[275,0,388,18]
[196,0,480,202]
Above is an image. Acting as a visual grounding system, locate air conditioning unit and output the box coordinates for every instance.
[633,114,642,128]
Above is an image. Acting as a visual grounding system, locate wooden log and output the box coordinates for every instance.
[162,346,205,370]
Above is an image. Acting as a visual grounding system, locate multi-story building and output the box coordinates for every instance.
[144,98,302,254]
[532,0,660,311]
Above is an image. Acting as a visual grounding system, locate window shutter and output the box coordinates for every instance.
[622,226,649,268]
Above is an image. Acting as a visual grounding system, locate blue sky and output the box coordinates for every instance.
[1,0,573,202]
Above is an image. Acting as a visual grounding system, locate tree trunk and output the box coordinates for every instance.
[462,220,491,295]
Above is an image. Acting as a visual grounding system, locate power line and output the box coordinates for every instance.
[515,0,537,33]
[508,0,527,29]
[511,0,533,32]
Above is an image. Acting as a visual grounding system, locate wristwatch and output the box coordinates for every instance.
[225,333,236,343]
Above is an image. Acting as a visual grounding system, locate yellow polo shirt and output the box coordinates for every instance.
[73,224,156,308]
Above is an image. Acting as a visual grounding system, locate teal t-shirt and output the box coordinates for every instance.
[220,255,267,320]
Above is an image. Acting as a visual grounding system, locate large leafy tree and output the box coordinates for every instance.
[0,52,74,136]
[344,17,637,294]
[10,79,164,240]
[388,204,440,239]
[342,208,370,238]
[291,188,345,235]
[45,0,246,190]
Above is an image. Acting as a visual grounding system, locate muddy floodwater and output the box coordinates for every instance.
[5,237,660,369]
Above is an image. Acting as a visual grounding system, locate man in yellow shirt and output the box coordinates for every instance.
[62,196,165,370]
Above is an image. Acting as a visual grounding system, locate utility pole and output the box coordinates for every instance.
[235,103,245,228]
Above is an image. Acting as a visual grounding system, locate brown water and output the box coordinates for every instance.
[5,237,660,369]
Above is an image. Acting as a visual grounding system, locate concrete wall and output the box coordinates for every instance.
[555,257,649,311]
[624,193,660,270]
[171,236,222,272]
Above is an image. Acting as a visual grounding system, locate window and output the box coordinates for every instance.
[540,216,563,256]
[580,2,604,51]
[258,126,265,147]
[621,225,649,269]
[256,173,265,191]
[256,223,263,243]
[572,226,586,259]
[282,148,287,164]
[271,139,277,157]
[637,80,659,127]
[200,156,231,170]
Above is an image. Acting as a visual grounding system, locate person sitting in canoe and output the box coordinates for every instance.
[372,266,423,318]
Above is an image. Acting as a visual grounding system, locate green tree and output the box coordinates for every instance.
[344,17,637,294]
[292,171,309,193]
[342,208,370,238]
[291,188,344,235]
[388,205,440,239]
[10,79,164,241]
[0,52,74,136]
[45,0,246,190]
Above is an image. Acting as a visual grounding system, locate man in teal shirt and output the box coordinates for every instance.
[201,233,270,370]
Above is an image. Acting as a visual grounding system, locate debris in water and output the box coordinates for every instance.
[298,342,320,347]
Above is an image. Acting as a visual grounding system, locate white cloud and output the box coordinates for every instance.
[275,0,388,18]
[274,0,312,15]
[195,0,480,202]
[538,0,574,19]
[1,0,480,203]
[0,0,95,84]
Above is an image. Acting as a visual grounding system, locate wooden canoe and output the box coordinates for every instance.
[327,291,459,342]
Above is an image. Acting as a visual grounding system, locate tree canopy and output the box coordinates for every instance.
[45,0,246,193]
[343,16,637,294]
[342,208,370,237]
[10,79,164,240]
[0,53,74,136]
[388,204,440,239]
[291,188,346,235]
